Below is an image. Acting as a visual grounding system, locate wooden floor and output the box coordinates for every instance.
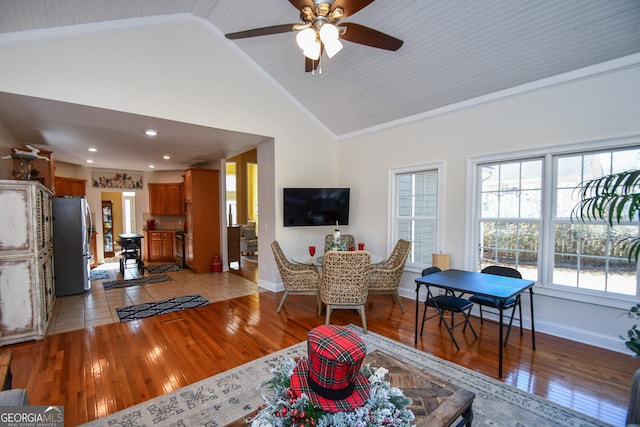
[3,261,638,426]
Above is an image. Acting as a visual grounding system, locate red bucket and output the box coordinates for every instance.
[210,255,222,273]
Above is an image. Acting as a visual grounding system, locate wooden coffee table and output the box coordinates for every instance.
[225,350,475,427]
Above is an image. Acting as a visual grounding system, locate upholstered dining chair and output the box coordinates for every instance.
[271,241,322,315]
[239,223,258,255]
[324,234,356,252]
[321,250,371,333]
[367,239,411,312]
[470,265,523,346]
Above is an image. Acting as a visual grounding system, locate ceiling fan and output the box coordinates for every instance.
[225,0,403,72]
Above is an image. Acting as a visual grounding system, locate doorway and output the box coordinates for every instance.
[226,150,259,280]
[122,192,136,234]
[247,162,258,227]
[101,191,136,260]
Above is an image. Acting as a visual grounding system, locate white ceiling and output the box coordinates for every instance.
[0,0,639,172]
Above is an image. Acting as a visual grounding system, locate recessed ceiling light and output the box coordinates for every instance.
[148,164,156,169]
[145,129,158,137]
[162,155,171,160]
[88,147,97,152]
[86,159,94,163]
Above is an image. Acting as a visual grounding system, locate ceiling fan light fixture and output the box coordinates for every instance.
[320,23,343,58]
[296,27,316,51]
[303,41,321,60]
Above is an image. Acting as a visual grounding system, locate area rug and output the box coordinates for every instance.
[102,274,173,290]
[145,263,181,274]
[116,294,210,322]
[79,325,612,427]
[88,269,111,281]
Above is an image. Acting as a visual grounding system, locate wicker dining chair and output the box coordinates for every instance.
[367,239,411,312]
[321,250,371,333]
[271,241,322,315]
[323,234,356,252]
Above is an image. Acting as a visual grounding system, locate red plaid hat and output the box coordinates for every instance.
[290,325,370,412]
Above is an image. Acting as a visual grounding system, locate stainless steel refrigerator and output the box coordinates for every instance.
[52,196,92,296]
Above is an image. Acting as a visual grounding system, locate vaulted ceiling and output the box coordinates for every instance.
[0,0,639,171]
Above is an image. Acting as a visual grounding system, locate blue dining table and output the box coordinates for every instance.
[415,268,536,378]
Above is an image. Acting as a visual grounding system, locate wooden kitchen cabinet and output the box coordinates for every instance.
[184,232,193,267]
[146,231,175,262]
[183,168,220,273]
[54,176,86,197]
[183,172,192,203]
[0,180,55,346]
[148,183,182,215]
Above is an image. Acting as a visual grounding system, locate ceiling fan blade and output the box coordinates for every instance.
[289,0,315,11]
[331,0,375,18]
[225,24,297,40]
[340,22,403,51]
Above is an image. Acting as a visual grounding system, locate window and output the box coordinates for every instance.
[477,159,542,282]
[553,150,640,295]
[470,139,640,301]
[226,162,237,226]
[122,192,136,234]
[391,163,443,269]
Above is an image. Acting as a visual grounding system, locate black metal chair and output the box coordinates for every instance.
[470,265,523,346]
[117,236,144,274]
[420,267,477,350]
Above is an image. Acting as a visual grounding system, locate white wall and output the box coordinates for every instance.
[1,16,639,353]
[338,65,640,354]
[0,17,338,287]
[0,121,21,178]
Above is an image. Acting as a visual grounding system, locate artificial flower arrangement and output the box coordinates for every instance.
[247,357,415,427]
[327,222,348,251]
[327,239,348,252]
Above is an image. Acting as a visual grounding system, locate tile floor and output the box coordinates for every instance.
[48,261,263,335]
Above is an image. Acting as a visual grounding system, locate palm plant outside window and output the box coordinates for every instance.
[555,150,640,295]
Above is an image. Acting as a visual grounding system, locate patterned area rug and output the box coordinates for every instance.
[88,269,111,280]
[79,325,612,427]
[116,295,210,322]
[144,263,181,274]
[103,274,173,290]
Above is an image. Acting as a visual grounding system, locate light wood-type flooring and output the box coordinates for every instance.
[3,258,638,426]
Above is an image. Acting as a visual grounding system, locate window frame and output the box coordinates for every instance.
[465,135,640,309]
[389,161,445,274]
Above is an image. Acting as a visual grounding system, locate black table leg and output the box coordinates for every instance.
[458,403,473,427]
[529,288,536,351]
[498,303,504,378]
[415,282,420,345]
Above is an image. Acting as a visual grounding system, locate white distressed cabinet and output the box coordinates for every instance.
[0,180,55,345]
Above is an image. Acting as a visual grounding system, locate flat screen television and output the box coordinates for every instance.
[283,188,350,227]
